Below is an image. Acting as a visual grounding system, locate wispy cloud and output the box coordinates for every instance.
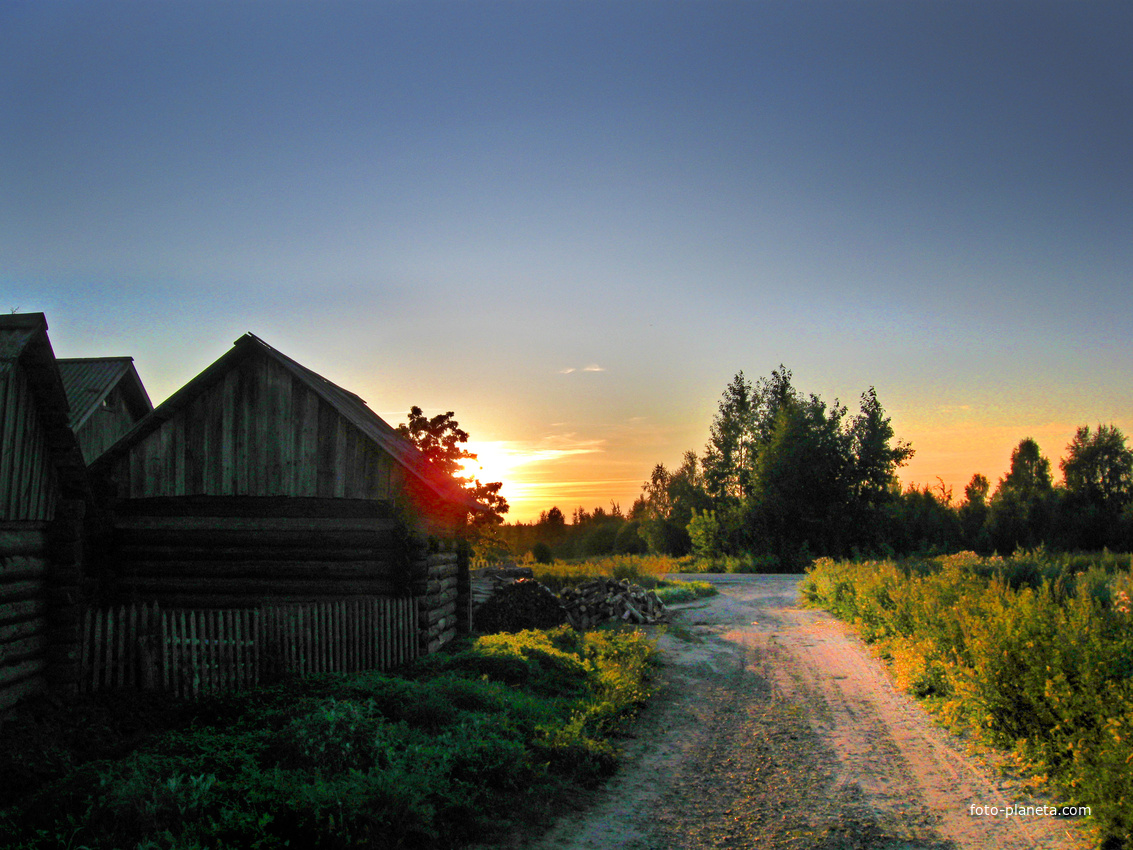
[558,364,606,374]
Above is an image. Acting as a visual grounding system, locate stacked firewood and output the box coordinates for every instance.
[471,565,534,609]
[473,578,567,634]
[560,578,667,629]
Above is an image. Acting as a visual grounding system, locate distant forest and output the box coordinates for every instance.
[499,367,1133,569]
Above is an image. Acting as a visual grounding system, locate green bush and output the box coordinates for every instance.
[0,626,658,850]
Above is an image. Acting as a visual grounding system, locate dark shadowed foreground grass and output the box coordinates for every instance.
[804,551,1133,849]
[0,625,657,850]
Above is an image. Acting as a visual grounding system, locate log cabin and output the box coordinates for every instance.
[0,314,91,711]
[88,333,482,652]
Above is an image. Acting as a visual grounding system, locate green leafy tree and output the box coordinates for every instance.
[638,452,708,555]
[687,509,725,559]
[745,395,852,565]
[848,387,914,505]
[999,437,1053,498]
[1058,424,1133,549]
[1061,424,1133,510]
[701,372,758,503]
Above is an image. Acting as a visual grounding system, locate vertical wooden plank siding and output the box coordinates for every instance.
[108,353,407,501]
[294,384,319,495]
[0,368,58,521]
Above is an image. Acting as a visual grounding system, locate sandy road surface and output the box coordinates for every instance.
[531,574,1094,850]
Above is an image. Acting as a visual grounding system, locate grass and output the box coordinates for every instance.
[0,625,658,850]
[803,550,1133,849]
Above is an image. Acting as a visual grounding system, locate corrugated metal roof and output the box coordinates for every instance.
[56,357,152,430]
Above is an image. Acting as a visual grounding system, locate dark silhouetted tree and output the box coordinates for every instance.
[397,406,510,534]
[959,473,992,551]
[987,438,1054,553]
[1058,424,1133,549]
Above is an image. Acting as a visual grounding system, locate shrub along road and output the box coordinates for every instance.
[529,575,1094,850]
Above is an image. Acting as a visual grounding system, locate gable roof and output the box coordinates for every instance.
[0,313,91,503]
[56,357,153,431]
[92,333,484,514]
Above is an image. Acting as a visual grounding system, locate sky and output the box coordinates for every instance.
[3,1,1131,523]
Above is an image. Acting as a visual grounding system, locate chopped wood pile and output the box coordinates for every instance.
[560,578,668,629]
[470,568,669,634]
[471,565,534,609]
[473,579,567,634]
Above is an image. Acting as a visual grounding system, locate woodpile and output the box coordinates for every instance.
[474,579,567,634]
[470,569,668,634]
[470,565,534,609]
[560,579,667,630]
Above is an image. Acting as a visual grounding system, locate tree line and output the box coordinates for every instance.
[501,368,1133,568]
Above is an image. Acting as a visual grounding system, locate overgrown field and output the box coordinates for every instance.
[0,626,657,850]
[524,553,719,603]
[803,550,1133,847]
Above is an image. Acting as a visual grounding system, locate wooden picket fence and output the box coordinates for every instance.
[79,597,419,698]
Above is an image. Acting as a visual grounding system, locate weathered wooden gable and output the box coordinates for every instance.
[104,348,400,501]
[0,361,60,522]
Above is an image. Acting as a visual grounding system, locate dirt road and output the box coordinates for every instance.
[532,574,1094,850]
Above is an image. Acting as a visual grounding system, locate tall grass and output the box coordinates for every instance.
[527,554,687,592]
[803,551,1133,847]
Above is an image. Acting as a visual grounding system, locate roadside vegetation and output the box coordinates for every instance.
[803,550,1133,848]
[0,626,657,850]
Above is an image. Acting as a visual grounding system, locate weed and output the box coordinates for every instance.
[806,551,1133,848]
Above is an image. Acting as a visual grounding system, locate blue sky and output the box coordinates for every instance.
[4,1,1131,521]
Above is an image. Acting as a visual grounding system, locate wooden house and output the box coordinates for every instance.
[89,333,481,652]
[0,314,90,711]
[57,357,152,464]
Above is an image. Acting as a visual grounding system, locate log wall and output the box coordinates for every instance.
[1,364,81,712]
[107,497,416,608]
[0,524,49,711]
[416,551,460,654]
